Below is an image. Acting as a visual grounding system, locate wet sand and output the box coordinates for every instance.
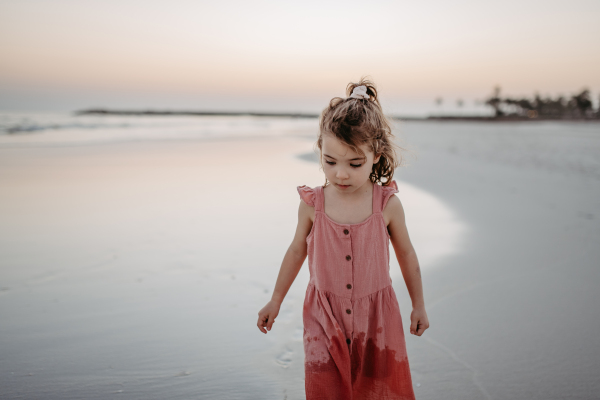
[0,128,463,399]
[1,120,599,399]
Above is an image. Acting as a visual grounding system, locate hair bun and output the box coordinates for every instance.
[346,78,378,104]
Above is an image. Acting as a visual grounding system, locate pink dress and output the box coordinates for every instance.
[297,181,415,400]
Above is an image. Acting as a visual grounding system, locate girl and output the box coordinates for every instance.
[257,78,428,399]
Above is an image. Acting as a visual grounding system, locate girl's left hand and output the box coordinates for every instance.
[410,307,429,336]
[257,300,281,334]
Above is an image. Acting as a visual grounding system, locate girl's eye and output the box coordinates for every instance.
[350,164,362,168]
[325,161,335,165]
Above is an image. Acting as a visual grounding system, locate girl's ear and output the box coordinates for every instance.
[373,153,381,164]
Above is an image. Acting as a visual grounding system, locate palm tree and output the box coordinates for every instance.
[571,89,593,118]
[484,86,503,117]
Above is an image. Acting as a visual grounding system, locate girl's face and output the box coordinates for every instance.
[321,133,380,193]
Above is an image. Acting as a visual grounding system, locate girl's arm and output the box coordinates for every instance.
[385,195,430,336]
[257,200,314,334]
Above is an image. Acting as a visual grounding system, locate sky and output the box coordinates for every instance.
[1,0,599,115]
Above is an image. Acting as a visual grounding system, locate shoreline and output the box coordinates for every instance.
[74,109,600,122]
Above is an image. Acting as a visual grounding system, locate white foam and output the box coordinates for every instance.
[394,180,469,272]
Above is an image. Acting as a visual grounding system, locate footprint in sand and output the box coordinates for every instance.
[275,347,294,369]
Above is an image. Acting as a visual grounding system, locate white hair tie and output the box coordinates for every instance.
[349,85,370,100]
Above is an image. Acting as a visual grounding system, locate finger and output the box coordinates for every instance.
[410,318,418,335]
[416,322,428,336]
[266,315,275,331]
[257,315,268,334]
[257,321,266,333]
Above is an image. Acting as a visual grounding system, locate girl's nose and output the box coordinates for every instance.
[336,168,349,180]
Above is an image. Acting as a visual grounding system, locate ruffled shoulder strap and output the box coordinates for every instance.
[376,180,399,213]
[297,185,323,211]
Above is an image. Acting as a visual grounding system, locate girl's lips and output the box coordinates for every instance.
[337,184,350,188]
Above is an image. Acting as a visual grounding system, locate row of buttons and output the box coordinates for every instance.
[344,229,352,290]
[344,227,352,343]
[346,245,353,290]
[344,230,352,292]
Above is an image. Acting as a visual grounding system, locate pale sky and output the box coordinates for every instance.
[1,0,599,114]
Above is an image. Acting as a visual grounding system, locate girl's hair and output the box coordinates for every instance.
[316,77,403,186]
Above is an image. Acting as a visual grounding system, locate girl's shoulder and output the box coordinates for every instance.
[380,180,399,211]
[380,181,400,227]
[297,185,318,208]
[381,180,399,196]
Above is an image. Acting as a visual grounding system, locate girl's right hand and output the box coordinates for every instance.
[257,300,281,334]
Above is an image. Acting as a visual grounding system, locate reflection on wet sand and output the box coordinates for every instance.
[0,127,465,399]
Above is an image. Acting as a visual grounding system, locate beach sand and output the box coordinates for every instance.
[0,119,599,399]
[397,121,600,399]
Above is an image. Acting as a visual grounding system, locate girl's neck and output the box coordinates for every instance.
[322,180,374,225]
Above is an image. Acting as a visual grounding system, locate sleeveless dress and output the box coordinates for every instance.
[297,180,415,400]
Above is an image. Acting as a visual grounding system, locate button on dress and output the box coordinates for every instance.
[297,181,415,400]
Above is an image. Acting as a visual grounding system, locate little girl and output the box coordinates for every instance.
[257,78,429,399]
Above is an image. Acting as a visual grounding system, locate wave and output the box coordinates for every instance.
[2,122,130,135]
[0,111,319,147]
